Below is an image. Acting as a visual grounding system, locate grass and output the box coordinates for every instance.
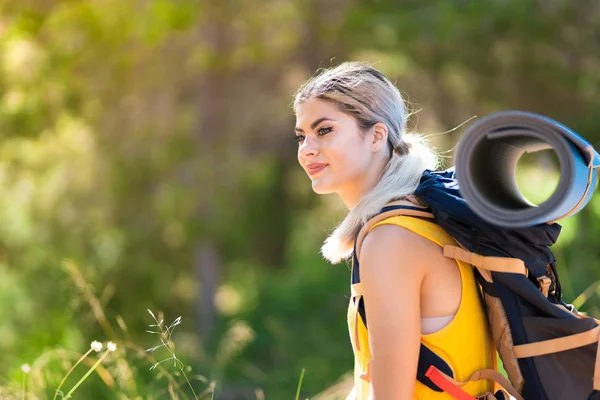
[0,260,344,399]
[145,310,200,399]
[0,261,217,400]
[295,368,306,400]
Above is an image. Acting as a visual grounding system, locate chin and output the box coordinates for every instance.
[311,181,336,195]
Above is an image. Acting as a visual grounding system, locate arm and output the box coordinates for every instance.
[359,224,430,400]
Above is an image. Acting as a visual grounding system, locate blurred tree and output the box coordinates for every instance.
[2,0,600,398]
[0,0,354,397]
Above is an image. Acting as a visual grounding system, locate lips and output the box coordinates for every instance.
[307,163,328,176]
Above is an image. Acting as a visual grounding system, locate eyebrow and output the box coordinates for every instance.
[294,117,335,133]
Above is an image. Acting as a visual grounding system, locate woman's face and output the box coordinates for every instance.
[295,97,376,196]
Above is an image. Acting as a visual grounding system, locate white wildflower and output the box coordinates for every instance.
[107,341,117,352]
[21,364,30,374]
[91,340,103,352]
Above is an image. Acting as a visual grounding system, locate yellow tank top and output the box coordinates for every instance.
[347,216,496,399]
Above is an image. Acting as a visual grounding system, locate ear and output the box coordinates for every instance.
[371,122,389,152]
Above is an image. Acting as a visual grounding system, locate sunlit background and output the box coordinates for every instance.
[1,1,600,398]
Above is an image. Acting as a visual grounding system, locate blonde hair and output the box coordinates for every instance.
[293,62,439,263]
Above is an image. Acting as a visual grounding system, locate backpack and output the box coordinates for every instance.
[351,169,600,400]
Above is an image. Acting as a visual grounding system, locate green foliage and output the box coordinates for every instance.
[2,0,600,398]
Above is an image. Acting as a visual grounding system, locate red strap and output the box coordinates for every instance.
[425,366,477,400]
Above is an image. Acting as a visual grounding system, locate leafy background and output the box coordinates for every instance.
[1,0,600,398]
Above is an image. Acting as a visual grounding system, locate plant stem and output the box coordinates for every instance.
[295,368,306,400]
[180,367,199,400]
[63,350,110,399]
[53,348,93,400]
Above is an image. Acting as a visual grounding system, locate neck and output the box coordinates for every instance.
[338,155,389,210]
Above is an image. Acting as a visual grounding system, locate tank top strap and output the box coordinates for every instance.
[369,215,458,248]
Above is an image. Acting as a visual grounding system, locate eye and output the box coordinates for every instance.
[294,134,305,143]
[318,126,332,136]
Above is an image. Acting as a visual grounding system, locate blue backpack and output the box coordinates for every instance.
[351,169,600,400]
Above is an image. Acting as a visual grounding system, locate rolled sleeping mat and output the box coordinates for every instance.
[454,110,600,228]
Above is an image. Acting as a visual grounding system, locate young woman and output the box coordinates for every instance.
[293,62,496,399]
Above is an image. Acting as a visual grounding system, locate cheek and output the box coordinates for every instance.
[330,141,370,178]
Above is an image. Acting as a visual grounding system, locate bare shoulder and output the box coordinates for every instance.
[359,222,441,276]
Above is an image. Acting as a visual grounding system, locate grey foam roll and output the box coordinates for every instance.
[454,111,600,228]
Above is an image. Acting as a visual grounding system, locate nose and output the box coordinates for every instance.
[298,135,319,159]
